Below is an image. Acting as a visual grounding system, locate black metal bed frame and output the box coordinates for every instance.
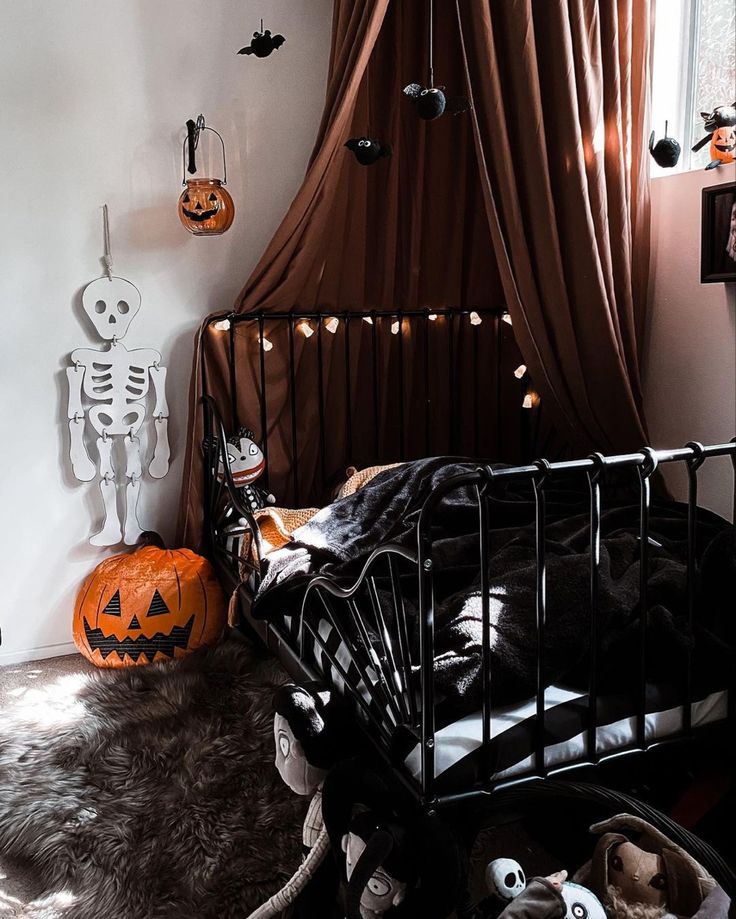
[200,309,736,894]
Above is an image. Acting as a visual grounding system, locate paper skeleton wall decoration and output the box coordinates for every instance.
[67,275,169,547]
[217,427,275,514]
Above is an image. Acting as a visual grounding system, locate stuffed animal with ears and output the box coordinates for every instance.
[691,102,736,170]
[217,427,275,514]
[322,757,466,918]
[345,137,392,166]
[482,858,606,919]
[245,682,357,919]
[574,814,728,919]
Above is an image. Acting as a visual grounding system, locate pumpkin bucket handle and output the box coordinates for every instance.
[182,114,228,186]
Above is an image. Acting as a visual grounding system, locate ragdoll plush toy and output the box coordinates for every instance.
[574,814,728,919]
[245,682,356,919]
[345,137,392,166]
[217,427,275,514]
[648,122,681,168]
[691,102,736,170]
[323,757,465,918]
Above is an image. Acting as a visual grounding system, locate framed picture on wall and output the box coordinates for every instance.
[701,181,736,283]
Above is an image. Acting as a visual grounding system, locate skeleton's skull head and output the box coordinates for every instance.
[486,858,526,900]
[82,277,141,340]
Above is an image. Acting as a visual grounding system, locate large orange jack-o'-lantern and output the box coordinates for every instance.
[73,537,226,668]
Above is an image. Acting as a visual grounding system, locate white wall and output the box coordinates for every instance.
[0,0,332,663]
[644,166,736,521]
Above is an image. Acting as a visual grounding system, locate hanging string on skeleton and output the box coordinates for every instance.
[102,204,113,281]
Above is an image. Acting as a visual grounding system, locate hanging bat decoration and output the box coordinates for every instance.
[238,20,286,58]
[692,102,736,170]
[648,121,681,168]
[403,83,470,121]
[344,137,392,166]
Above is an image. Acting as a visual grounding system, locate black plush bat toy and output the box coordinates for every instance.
[238,27,285,58]
[403,83,470,120]
[345,137,392,166]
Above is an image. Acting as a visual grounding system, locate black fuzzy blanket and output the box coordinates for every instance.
[254,459,734,715]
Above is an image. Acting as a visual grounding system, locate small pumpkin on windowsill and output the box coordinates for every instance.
[73,532,227,668]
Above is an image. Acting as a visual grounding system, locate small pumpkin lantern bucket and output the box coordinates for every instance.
[178,115,235,236]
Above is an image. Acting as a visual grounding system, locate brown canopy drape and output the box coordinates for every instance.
[177,0,653,549]
[456,0,652,451]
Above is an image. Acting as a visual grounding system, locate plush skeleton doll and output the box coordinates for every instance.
[218,427,275,513]
[246,683,354,919]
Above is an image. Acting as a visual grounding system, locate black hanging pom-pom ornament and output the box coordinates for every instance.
[403,83,470,121]
[648,121,681,168]
[344,137,392,166]
[238,19,285,58]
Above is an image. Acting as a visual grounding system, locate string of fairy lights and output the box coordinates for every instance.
[211,311,539,409]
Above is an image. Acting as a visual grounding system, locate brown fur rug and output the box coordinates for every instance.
[0,637,305,918]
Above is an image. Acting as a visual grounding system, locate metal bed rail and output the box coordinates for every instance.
[415,441,736,808]
[291,441,735,814]
[200,307,542,510]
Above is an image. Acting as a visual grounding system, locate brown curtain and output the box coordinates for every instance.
[177,0,654,549]
[456,0,652,452]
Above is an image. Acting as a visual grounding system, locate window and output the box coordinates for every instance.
[651,0,736,174]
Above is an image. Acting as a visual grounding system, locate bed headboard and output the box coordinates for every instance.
[201,307,548,509]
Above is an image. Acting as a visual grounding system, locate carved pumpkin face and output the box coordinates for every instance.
[711,126,736,164]
[73,545,226,668]
[178,178,235,236]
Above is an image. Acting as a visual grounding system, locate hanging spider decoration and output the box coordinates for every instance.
[402,83,470,121]
[344,137,392,166]
[238,19,285,58]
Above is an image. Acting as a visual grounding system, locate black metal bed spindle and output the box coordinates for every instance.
[228,319,238,431]
[387,555,418,725]
[532,460,551,776]
[586,455,604,764]
[367,575,409,723]
[397,311,405,460]
[477,475,494,784]
[306,592,393,746]
[287,316,300,505]
[447,312,456,453]
[344,313,353,465]
[494,314,503,459]
[316,315,327,496]
[472,317,480,456]
[424,313,432,457]
[347,594,403,727]
[257,314,270,490]
[636,448,658,751]
[684,442,705,737]
[371,315,380,459]
[418,531,437,802]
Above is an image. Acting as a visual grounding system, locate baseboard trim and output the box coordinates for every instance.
[0,641,78,667]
